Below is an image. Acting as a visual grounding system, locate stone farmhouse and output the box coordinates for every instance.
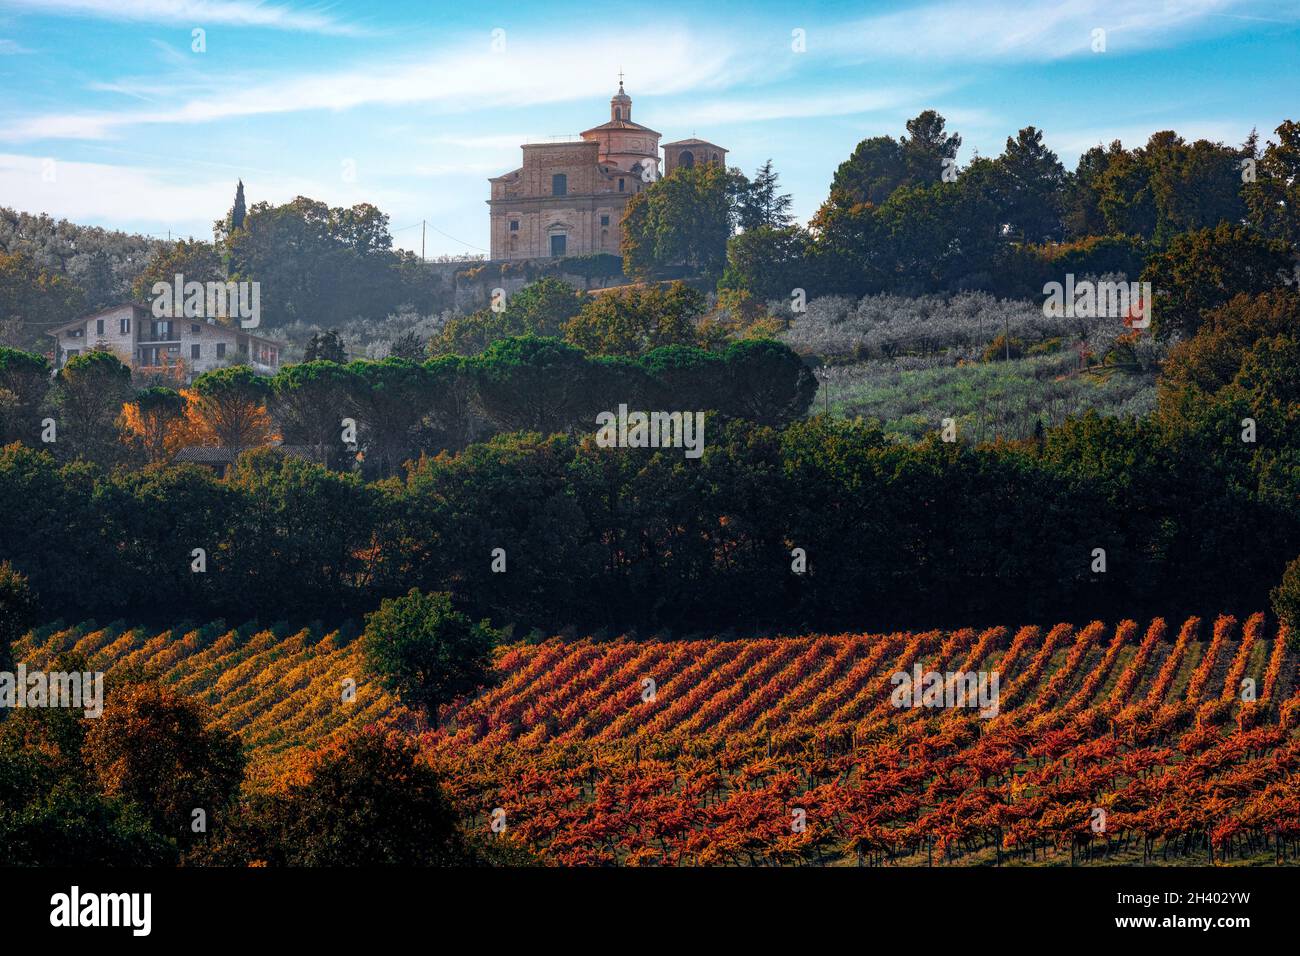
[487,81,726,260]
[47,303,282,382]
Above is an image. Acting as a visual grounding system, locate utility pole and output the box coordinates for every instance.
[421,220,426,261]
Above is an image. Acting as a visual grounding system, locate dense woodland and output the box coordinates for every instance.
[0,113,1297,639]
[0,277,1297,636]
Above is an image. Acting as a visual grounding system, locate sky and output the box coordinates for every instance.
[1,0,1297,257]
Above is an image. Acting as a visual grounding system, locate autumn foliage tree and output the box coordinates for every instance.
[183,365,276,452]
[120,385,186,464]
[208,730,474,866]
[562,282,705,357]
[0,250,85,350]
[82,681,245,846]
[1140,223,1294,340]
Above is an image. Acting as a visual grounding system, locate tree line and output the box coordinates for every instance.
[622,114,1300,317]
[0,332,816,477]
[0,291,1295,636]
[0,676,509,865]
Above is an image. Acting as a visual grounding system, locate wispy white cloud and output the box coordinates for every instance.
[661,87,956,127]
[0,38,33,53]
[0,152,234,227]
[823,0,1251,62]
[1,26,744,141]
[0,152,415,229]
[0,0,364,35]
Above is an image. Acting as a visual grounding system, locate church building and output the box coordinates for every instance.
[487,81,726,260]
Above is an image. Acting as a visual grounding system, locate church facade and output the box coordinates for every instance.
[487,83,726,261]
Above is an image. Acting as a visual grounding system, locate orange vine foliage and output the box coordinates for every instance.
[14,614,1300,866]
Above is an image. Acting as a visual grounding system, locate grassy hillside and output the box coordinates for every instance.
[818,349,1157,442]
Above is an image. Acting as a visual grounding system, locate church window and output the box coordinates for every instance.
[509,220,519,231]
[600,215,610,226]
[618,178,625,192]
[552,173,567,196]
[615,107,623,120]
[680,150,695,168]
[550,234,567,257]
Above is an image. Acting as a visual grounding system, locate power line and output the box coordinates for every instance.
[391,219,487,256]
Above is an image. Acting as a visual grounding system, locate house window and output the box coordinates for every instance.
[550,234,567,257]
[551,173,567,196]
[119,317,130,334]
[96,318,104,335]
[509,220,519,232]
[600,215,610,227]
[618,178,625,192]
[66,348,80,358]
[191,324,201,334]
[216,343,226,359]
[151,320,173,340]
[191,344,201,360]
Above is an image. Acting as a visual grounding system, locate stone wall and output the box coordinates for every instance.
[451,256,626,311]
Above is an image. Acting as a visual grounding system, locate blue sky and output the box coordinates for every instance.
[1,0,1297,257]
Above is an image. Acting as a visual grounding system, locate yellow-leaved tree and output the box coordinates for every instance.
[182,365,277,452]
[119,385,188,464]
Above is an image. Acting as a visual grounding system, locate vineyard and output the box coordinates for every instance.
[16,614,1300,866]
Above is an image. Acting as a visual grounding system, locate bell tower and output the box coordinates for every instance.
[610,74,631,123]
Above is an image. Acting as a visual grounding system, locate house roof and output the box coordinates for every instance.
[662,138,726,149]
[581,119,661,137]
[47,304,284,349]
[174,446,239,465]
[174,443,330,467]
[46,303,149,336]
